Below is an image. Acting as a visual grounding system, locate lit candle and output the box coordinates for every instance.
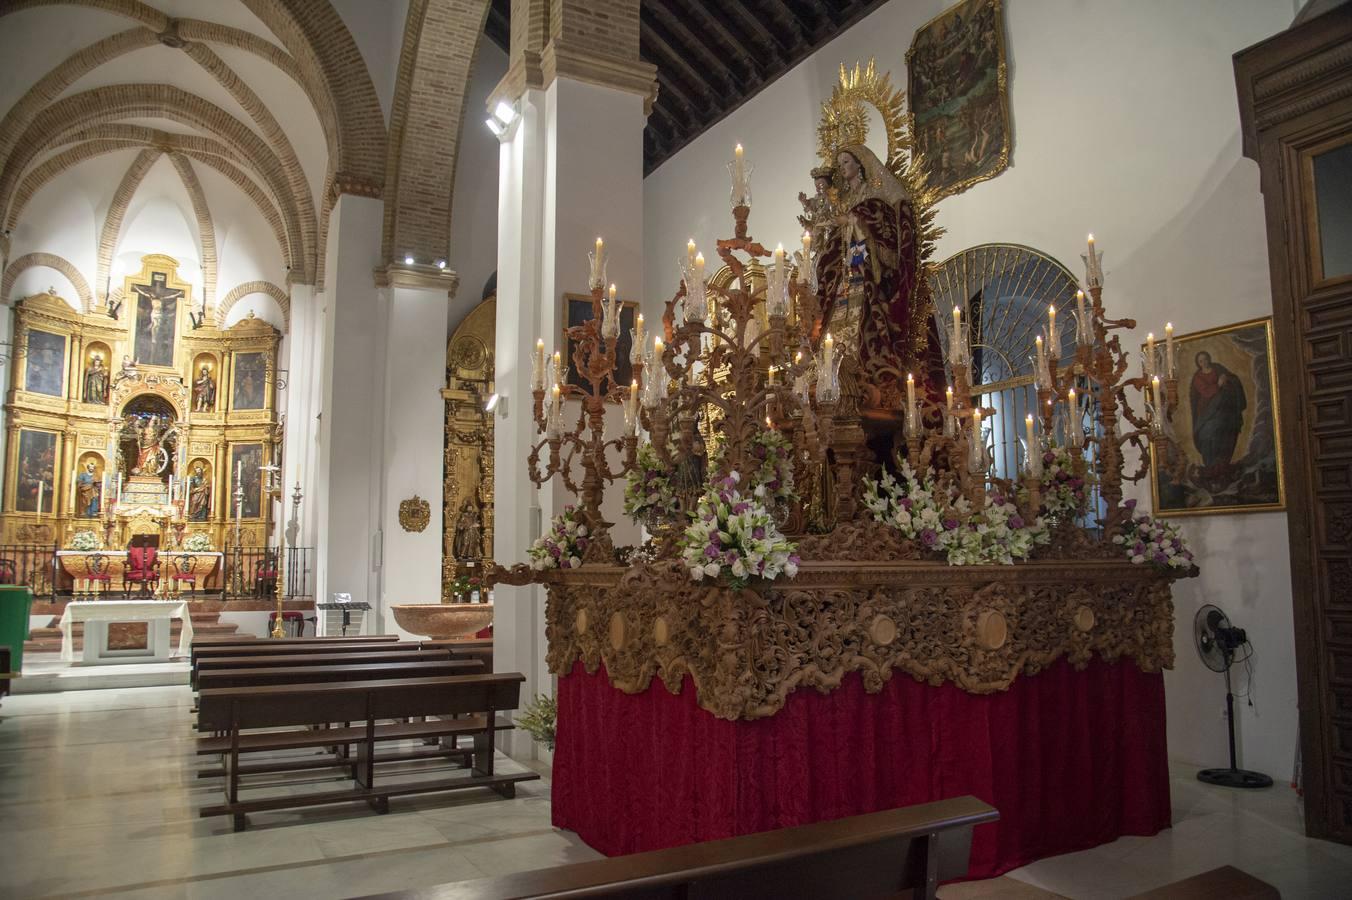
[734,143,745,196]
[823,331,834,377]
[654,335,664,362]
[605,283,618,337]
[971,409,984,471]
[635,313,645,355]
[1068,388,1084,448]
[1151,375,1161,407]
[952,305,961,346]
[687,238,697,272]
[591,236,605,287]
[1165,322,1175,377]
[802,230,811,257]
[694,251,705,281]
[533,338,545,390]
[1035,334,1046,386]
[1076,290,1090,346]
[906,372,916,423]
[1146,332,1156,378]
[946,385,954,409]
[1025,413,1036,459]
[627,380,638,434]
[553,350,562,384]
[1048,304,1058,350]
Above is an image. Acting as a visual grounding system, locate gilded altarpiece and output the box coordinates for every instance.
[3,255,281,553]
[442,298,495,600]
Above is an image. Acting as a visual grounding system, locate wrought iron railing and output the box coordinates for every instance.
[0,543,314,601]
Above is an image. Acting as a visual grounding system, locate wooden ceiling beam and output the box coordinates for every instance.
[641,19,718,104]
[726,1,795,56]
[643,3,743,97]
[673,0,767,85]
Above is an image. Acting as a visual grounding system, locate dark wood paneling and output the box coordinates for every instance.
[1236,2,1352,844]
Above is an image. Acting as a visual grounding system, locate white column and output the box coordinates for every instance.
[379,271,455,633]
[493,74,648,759]
[313,194,385,620]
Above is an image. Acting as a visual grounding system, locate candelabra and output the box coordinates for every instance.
[269,479,303,638]
[229,477,245,598]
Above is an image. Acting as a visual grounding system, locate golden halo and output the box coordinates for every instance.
[816,59,911,179]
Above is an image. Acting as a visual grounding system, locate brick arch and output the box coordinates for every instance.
[382,0,490,265]
[2,252,94,310]
[216,279,289,331]
[167,154,217,313]
[1,84,310,278]
[0,0,381,194]
[95,148,161,306]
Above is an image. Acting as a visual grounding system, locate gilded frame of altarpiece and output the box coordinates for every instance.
[442,297,496,599]
[3,254,282,551]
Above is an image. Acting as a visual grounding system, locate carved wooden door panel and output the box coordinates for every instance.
[1237,5,1352,843]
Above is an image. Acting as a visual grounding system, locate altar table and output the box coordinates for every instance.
[58,600,193,664]
[56,551,223,596]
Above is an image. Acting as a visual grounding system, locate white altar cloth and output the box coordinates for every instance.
[59,600,193,663]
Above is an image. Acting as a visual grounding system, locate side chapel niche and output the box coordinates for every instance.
[2,254,282,550]
[442,297,495,600]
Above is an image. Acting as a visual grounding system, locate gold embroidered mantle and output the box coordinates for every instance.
[539,559,1184,721]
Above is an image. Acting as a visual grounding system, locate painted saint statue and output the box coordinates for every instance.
[82,354,109,405]
[188,464,211,521]
[814,144,938,382]
[76,460,100,518]
[133,416,164,475]
[193,364,216,412]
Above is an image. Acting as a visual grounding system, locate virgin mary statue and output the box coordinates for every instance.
[816,142,937,383]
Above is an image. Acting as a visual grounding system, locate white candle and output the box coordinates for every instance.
[1025,412,1036,460]
[694,251,705,280]
[686,238,696,272]
[1035,335,1046,386]
[823,331,834,378]
[1146,332,1156,378]
[653,335,664,364]
[906,373,916,432]
[971,409,984,471]
[37,481,44,517]
[1076,290,1090,346]
[1048,304,1058,350]
[733,143,745,197]
[1165,322,1175,377]
[627,380,638,434]
[533,338,545,390]
[801,231,811,257]
[635,313,645,355]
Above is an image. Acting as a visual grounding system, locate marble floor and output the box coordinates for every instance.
[1,684,1349,899]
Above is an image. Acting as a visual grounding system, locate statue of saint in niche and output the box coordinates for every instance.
[131,272,183,367]
[132,416,168,475]
[82,353,109,405]
[452,499,483,561]
[188,464,211,521]
[193,363,217,412]
[76,460,101,517]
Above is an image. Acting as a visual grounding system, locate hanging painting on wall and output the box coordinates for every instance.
[906,0,1011,198]
[231,352,267,410]
[563,294,637,394]
[15,430,57,513]
[230,444,263,519]
[131,270,184,368]
[1150,318,1284,516]
[23,330,66,396]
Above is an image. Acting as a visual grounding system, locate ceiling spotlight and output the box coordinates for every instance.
[492,101,516,126]
[404,255,414,266]
[436,259,446,270]
[486,99,520,141]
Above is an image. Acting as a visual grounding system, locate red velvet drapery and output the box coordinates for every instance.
[551,657,1170,879]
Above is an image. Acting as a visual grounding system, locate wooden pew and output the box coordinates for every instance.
[197,673,538,831]
[192,634,398,651]
[190,636,404,665]
[360,796,998,900]
[422,639,492,672]
[192,648,450,688]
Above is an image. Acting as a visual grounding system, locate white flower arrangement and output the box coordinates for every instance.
[528,505,591,571]
[1035,445,1093,522]
[715,429,797,507]
[862,462,1049,565]
[1113,500,1195,570]
[623,442,680,522]
[68,530,99,551]
[679,471,799,589]
[184,533,213,552]
[946,491,1050,566]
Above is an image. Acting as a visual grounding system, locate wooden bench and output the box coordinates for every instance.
[191,643,431,687]
[196,658,482,690]
[192,634,398,650]
[196,673,538,831]
[422,638,493,672]
[359,795,998,900]
[190,636,405,665]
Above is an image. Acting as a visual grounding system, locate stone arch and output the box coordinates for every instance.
[0,84,310,278]
[216,280,289,331]
[0,0,381,194]
[2,252,93,309]
[95,148,161,306]
[167,153,217,313]
[381,0,491,265]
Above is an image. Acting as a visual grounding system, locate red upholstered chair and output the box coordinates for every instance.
[124,546,160,598]
[164,553,199,598]
[0,559,16,585]
[268,610,305,637]
[82,552,115,598]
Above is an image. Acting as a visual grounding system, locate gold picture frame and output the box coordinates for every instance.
[906,0,1012,199]
[123,253,193,373]
[1149,316,1285,517]
[561,293,639,399]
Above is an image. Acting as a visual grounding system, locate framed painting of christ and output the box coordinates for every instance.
[230,444,264,519]
[22,329,67,397]
[906,0,1011,199]
[131,270,183,368]
[1149,318,1284,516]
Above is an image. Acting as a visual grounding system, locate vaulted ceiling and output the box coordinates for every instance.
[485,0,893,174]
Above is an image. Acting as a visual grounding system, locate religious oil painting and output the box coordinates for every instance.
[231,352,267,410]
[15,429,57,513]
[23,329,66,396]
[230,444,263,519]
[563,294,637,395]
[132,271,183,368]
[1150,318,1284,516]
[906,0,1011,198]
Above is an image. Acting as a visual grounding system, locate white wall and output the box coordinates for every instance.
[643,0,1297,780]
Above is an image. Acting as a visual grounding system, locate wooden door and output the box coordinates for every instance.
[1236,4,1352,843]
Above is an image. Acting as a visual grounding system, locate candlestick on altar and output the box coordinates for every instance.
[589,237,606,291]
[729,143,752,208]
[532,339,545,391]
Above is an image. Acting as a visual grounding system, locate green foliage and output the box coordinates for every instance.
[516,693,557,751]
